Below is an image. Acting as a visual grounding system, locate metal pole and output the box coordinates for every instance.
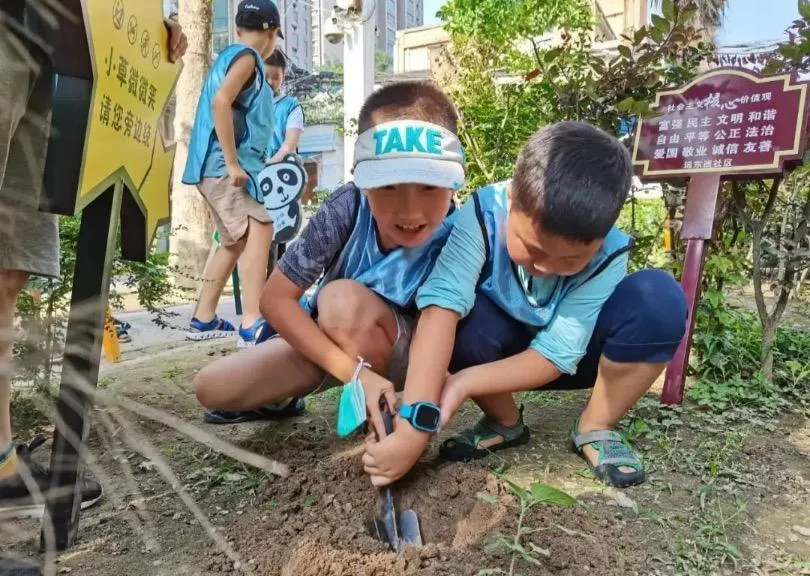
[42,181,123,550]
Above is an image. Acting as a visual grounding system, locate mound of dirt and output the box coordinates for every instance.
[202,441,645,575]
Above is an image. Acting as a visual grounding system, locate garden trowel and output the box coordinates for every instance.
[370,400,423,552]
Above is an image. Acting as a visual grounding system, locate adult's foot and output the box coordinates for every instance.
[0,437,103,520]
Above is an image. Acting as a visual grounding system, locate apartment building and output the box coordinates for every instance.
[312,0,343,68]
[210,0,312,70]
[278,0,313,70]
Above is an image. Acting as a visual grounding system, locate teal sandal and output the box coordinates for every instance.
[571,420,645,488]
[440,407,530,461]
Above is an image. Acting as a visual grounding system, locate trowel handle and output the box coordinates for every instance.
[379,397,395,437]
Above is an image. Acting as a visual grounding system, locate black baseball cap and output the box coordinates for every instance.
[236,0,284,38]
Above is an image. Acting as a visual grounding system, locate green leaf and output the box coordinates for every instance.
[633,27,648,44]
[800,0,810,21]
[544,47,563,63]
[618,44,633,60]
[662,0,676,21]
[503,478,530,502]
[528,482,578,507]
[652,14,670,34]
[617,97,636,113]
[680,6,698,23]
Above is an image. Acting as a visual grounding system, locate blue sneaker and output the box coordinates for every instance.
[185,315,236,341]
[238,318,267,348]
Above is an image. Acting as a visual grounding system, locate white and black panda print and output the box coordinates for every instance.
[258,154,307,244]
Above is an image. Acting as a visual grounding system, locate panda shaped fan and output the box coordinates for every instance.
[258,154,307,244]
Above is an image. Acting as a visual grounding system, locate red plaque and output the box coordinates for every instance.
[633,68,809,178]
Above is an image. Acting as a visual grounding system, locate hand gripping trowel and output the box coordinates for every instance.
[369,399,423,552]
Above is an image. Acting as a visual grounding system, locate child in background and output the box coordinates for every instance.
[264,48,304,164]
[182,0,281,347]
[194,81,463,440]
[363,122,687,489]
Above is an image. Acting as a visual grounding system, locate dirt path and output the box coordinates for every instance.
[6,341,810,575]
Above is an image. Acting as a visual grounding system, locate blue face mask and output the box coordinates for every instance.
[336,359,370,438]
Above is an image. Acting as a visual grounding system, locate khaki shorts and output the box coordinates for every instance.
[197,176,272,246]
[0,27,59,278]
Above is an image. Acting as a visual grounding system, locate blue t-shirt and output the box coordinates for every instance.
[416,187,629,374]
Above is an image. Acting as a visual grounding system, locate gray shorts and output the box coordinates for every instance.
[0,29,59,278]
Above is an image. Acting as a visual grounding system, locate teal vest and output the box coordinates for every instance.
[267,94,303,158]
[182,43,272,201]
[472,182,633,329]
[307,184,457,312]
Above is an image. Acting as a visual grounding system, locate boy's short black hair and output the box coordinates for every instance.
[357,81,458,134]
[265,48,286,70]
[511,121,632,244]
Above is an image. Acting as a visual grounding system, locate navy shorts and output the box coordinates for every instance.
[448,269,688,390]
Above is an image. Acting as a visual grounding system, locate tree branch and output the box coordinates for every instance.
[761,177,782,223]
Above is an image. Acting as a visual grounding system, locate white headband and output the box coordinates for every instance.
[352,120,466,191]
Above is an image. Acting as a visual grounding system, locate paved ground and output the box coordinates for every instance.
[114,297,241,356]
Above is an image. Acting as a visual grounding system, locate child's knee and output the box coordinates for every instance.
[620,269,687,341]
[317,280,386,342]
[598,270,687,365]
[193,367,220,408]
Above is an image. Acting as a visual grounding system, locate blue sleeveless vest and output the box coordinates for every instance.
[306,184,458,312]
[181,43,271,201]
[267,94,303,158]
[473,182,633,329]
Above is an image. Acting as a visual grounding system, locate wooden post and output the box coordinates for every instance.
[662,173,722,404]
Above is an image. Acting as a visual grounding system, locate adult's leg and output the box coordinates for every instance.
[0,271,29,466]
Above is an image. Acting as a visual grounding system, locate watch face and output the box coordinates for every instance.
[413,404,440,430]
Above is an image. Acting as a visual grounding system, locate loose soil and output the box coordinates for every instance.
[5,338,810,575]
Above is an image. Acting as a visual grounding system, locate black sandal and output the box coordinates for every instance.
[440,406,530,461]
[203,397,306,424]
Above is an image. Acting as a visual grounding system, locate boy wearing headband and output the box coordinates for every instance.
[182,0,282,347]
[193,81,464,440]
[363,122,687,489]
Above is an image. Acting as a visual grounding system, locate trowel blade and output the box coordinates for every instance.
[397,509,423,548]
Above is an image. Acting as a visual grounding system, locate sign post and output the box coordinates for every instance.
[632,68,809,405]
[38,0,180,549]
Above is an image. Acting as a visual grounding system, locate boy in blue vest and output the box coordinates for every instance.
[264,49,304,163]
[182,0,282,347]
[363,122,688,489]
[194,81,465,440]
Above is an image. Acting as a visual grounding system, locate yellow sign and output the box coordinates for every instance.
[79,0,181,252]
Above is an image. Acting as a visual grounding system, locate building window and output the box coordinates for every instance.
[212,0,230,55]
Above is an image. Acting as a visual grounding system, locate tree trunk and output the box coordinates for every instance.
[170,0,214,289]
[761,319,777,383]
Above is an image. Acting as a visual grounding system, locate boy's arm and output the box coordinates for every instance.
[403,199,489,407]
[450,253,630,402]
[261,186,357,381]
[363,200,487,486]
[213,53,256,186]
[267,106,304,164]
